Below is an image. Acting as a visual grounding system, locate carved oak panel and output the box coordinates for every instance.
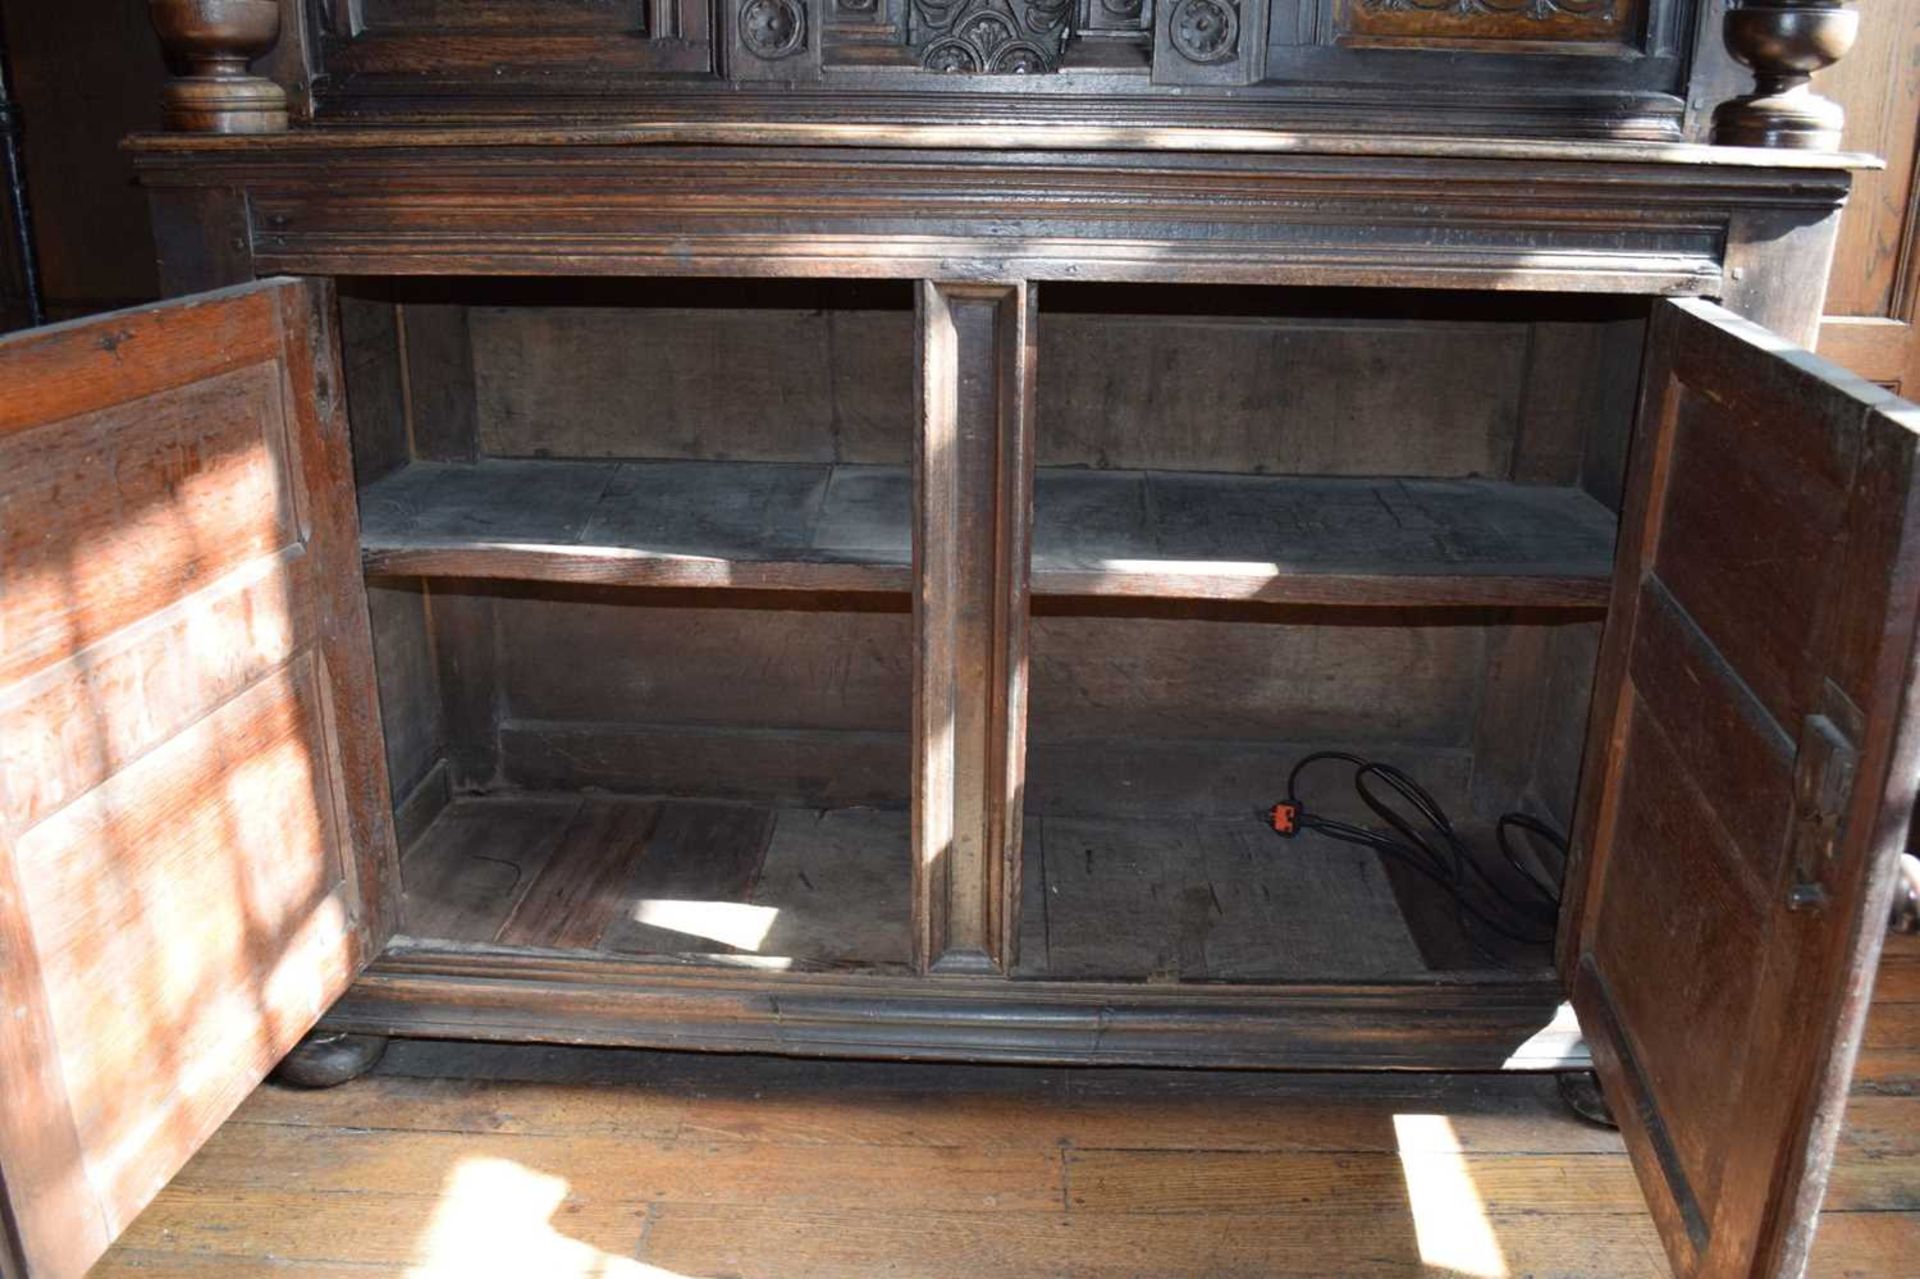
[278,0,1706,140]
[910,0,1076,72]
[1339,0,1641,47]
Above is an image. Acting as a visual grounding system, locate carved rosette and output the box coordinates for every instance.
[740,0,809,58]
[1167,0,1238,63]
[913,0,1074,73]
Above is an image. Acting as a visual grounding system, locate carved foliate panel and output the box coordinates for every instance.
[911,0,1075,72]
[1340,0,1638,45]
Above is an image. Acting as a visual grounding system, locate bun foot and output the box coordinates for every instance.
[271,1031,389,1089]
[1891,852,1920,935]
[1558,1069,1618,1129]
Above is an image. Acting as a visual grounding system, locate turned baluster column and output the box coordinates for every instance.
[149,0,289,133]
[1711,0,1858,150]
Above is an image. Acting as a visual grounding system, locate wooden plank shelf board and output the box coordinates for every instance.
[1032,470,1617,607]
[360,459,1616,607]
[358,458,914,592]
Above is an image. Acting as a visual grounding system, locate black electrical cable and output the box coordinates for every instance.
[1270,751,1570,964]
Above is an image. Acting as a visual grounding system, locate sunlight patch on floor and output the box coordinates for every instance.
[405,1156,691,1279]
[630,899,780,951]
[1394,1114,1509,1279]
[1501,1001,1589,1070]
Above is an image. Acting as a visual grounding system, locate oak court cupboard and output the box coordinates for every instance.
[2,0,1917,1275]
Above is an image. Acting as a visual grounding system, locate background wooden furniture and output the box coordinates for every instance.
[1815,0,1920,396]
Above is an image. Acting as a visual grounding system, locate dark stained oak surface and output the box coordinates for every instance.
[359,458,1616,607]
[121,123,1884,168]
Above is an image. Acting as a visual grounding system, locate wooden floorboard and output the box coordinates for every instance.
[95,940,1917,1278]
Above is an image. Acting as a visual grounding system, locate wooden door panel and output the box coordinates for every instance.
[0,280,396,1279]
[1567,298,1920,1279]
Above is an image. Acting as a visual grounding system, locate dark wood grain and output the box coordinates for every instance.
[598,802,777,956]
[495,799,666,950]
[399,795,580,941]
[398,301,480,462]
[129,136,1857,342]
[139,0,1733,146]
[327,945,1579,1070]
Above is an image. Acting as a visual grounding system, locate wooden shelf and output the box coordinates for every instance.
[360,459,1616,607]
[1032,470,1616,607]
[359,458,912,592]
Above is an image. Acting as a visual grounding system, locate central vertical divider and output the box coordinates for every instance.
[912,280,1036,975]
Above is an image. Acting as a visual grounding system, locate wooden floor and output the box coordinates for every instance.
[95,934,1916,1277]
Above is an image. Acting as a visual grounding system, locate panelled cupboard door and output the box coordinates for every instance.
[0,279,398,1279]
[1565,298,1920,1279]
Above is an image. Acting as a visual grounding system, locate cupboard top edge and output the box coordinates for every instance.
[120,123,1882,174]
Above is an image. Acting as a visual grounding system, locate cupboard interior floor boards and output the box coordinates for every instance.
[397,794,1542,980]
[398,795,913,970]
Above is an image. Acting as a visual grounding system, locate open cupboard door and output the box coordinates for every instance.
[1565,298,1920,1279]
[0,280,398,1278]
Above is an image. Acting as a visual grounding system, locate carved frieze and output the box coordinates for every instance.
[912,0,1075,72]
